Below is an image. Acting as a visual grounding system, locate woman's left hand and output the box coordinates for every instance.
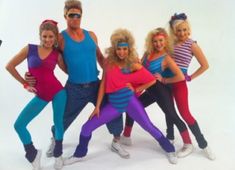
[89,107,100,120]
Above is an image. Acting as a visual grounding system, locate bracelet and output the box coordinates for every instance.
[23,83,29,89]
[185,75,192,82]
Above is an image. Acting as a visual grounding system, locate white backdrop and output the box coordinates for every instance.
[0,0,235,170]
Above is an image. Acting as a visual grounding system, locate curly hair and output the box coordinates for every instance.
[64,0,82,15]
[106,28,139,67]
[144,27,173,55]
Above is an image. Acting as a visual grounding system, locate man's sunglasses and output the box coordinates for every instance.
[67,13,81,19]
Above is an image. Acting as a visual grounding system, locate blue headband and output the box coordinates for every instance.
[169,13,187,28]
[117,42,129,47]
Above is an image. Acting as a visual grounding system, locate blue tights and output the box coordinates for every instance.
[14,89,66,156]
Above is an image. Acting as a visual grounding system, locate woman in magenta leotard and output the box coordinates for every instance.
[6,20,67,170]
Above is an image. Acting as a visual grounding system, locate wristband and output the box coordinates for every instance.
[23,83,29,89]
[185,75,191,82]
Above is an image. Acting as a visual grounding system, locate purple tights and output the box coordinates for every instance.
[74,95,174,157]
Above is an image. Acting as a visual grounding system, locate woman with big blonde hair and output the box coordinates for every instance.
[122,27,194,158]
[166,13,215,160]
[63,28,177,165]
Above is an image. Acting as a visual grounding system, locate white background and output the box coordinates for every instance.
[0,0,235,170]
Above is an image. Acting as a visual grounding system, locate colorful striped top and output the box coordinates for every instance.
[142,54,166,75]
[173,38,195,73]
[105,65,155,113]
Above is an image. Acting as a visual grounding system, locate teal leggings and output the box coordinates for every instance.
[14,89,66,145]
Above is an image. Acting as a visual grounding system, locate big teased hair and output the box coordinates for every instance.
[106,28,139,67]
[144,27,173,55]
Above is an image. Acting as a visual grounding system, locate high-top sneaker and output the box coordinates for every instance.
[31,150,42,170]
[120,135,132,146]
[46,137,55,158]
[111,140,130,158]
[177,144,194,158]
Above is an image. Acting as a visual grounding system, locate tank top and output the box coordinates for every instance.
[142,53,166,75]
[61,29,99,83]
[173,38,195,73]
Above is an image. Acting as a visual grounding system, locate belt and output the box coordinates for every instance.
[77,81,99,88]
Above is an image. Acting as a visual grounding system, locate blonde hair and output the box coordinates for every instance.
[39,21,59,47]
[106,28,139,67]
[169,19,191,44]
[144,27,173,55]
[64,0,82,15]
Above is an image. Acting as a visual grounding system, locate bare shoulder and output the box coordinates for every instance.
[191,41,204,56]
[88,31,98,43]
[164,54,173,62]
[19,45,29,56]
[191,41,200,49]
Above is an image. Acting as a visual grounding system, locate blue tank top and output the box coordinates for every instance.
[142,54,165,75]
[62,29,99,83]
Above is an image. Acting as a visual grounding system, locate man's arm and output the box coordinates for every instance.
[89,31,105,68]
[58,33,65,53]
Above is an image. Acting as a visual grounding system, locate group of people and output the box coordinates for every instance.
[5,0,216,170]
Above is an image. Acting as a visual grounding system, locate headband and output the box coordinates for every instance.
[169,13,187,28]
[117,42,129,47]
[41,19,58,26]
[154,32,167,38]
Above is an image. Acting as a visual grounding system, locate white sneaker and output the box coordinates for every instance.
[63,156,83,165]
[166,152,178,164]
[177,144,194,158]
[31,150,42,170]
[54,156,63,170]
[46,137,55,158]
[120,136,132,146]
[111,141,130,159]
[203,146,216,160]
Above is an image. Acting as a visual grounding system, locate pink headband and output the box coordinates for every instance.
[41,19,58,26]
[154,33,167,38]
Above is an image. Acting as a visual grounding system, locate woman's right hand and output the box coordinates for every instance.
[126,83,134,91]
[25,72,36,87]
[25,86,37,93]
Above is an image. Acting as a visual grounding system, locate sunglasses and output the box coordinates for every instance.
[67,13,81,19]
